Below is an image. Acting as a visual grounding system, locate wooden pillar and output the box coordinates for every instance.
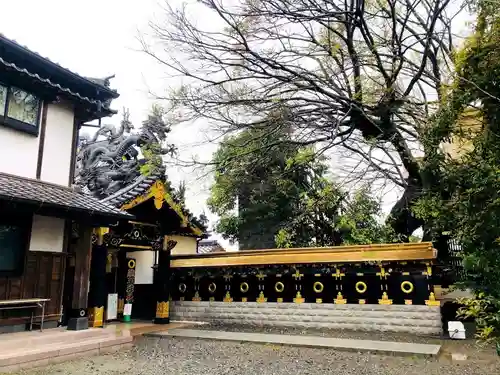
[67,224,93,330]
[154,237,174,324]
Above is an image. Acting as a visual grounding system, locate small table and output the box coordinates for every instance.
[0,298,50,331]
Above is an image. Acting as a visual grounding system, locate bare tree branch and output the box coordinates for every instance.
[141,0,467,239]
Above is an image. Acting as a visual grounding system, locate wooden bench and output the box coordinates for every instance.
[0,298,50,332]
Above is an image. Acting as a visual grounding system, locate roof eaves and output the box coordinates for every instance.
[5,195,133,221]
[0,172,133,221]
[0,34,119,99]
[0,56,106,108]
[100,172,161,207]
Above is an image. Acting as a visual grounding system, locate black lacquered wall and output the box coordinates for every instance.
[171,261,436,305]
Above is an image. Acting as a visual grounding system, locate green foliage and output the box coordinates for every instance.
[457,293,500,342]
[275,228,293,248]
[273,174,346,248]
[208,124,397,249]
[140,142,163,176]
[175,180,187,204]
[338,188,400,245]
[136,106,207,235]
[408,235,422,243]
[416,0,500,342]
[208,124,329,248]
[139,105,174,176]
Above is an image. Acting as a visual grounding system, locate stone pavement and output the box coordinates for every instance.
[148,328,442,356]
[107,321,188,337]
[0,327,133,373]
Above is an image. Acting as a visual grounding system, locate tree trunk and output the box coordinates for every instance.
[387,180,424,242]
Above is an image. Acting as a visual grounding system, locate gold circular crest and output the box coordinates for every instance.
[240,282,249,293]
[127,259,136,269]
[178,283,187,293]
[208,282,217,293]
[401,281,414,294]
[355,281,367,294]
[313,281,324,293]
[275,281,285,293]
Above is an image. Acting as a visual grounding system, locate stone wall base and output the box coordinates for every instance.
[170,301,442,335]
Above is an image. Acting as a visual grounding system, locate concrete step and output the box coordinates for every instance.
[149,328,442,357]
[0,333,133,373]
[0,328,115,350]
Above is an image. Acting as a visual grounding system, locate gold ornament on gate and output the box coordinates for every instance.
[313,281,324,293]
[334,292,347,304]
[355,281,367,294]
[90,306,104,328]
[294,291,305,304]
[257,291,267,303]
[425,292,440,306]
[223,291,233,303]
[156,301,169,319]
[378,292,393,305]
[127,259,136,269]
[275,281,285,293]
[240,282,249,293]
[208,282,217,293]
[401,281,414,294]
[192,291,201,302]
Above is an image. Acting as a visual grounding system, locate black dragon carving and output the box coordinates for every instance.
[74,108,176,199]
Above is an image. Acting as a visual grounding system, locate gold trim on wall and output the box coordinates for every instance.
[170,242,436,268]
[120,244,153,250]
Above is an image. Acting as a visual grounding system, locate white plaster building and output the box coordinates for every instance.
[0,34,131,333]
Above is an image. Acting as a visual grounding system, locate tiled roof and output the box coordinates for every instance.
[100,171,206,237]
[0,172,132,220]
[198,240,226,253]
[0,56,105,108]
[0,34,118,120]
[0,34,118,98]
[100,171,164,207]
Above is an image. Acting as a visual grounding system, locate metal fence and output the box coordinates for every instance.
[434,235,466,286]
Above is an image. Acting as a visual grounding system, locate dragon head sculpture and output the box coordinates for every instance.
[74,108,174,199]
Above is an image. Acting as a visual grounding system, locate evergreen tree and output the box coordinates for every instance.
[209,125,398,249]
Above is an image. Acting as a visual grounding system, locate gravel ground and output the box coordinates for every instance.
[195,322,496,360]
[11,334,500,375]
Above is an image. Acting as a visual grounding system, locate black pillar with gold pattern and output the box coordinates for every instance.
[154,241,172,324]
[88,243,108,327]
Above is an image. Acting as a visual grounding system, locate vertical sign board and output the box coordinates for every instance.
[124,258,136,322]
[106,293,118,321]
